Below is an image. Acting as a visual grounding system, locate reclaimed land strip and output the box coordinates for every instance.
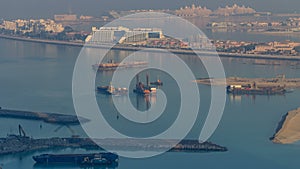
[0,136,227,155]
[196,77,300,89]
[0,109,89,125]
[1,34,300,61]
[271,107,300,144]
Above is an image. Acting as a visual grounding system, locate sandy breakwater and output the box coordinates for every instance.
[196,77,300,89]
[271,107,300,144]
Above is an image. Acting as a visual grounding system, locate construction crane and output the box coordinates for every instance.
[18,124,26,137]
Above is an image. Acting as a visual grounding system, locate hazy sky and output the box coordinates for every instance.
[1,0,300,19]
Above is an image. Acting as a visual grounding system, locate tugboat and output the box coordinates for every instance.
[97,85,109,91]
[97,83,128,95]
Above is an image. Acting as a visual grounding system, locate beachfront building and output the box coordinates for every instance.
[121,28,163,43]
[1,19,64,34]
[213,4,256,16]
[86,26,129,43]
[3,21,17,31]
[253,41,300,55]
[175,4,212,17]
[85,26,164,44]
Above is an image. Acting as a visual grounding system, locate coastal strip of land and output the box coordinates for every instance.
[2,34,300,61]
[0,108,89,125]
[196,76,300,89]
[271,107,300,144]
[0,136,227,155]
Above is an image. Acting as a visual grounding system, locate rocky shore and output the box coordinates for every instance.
[0,136,227,155]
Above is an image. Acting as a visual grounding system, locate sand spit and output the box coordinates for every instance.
[272,108,300,144]
[196,76,300,89]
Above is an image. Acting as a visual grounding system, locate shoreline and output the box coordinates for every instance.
[249,31,300,36]
[1,34,300,61]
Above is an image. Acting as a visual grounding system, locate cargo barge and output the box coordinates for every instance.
[33,152,118,166]
[226,84,286,95]
[93,60,147,71]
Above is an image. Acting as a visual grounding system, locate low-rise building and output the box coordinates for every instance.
[86,26,164,44]
[3,21,16,31]
[54,14,77,21]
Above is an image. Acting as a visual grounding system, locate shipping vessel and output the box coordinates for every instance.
[32,152,118,166]
[93,60,148,71]
[226,83,286,95]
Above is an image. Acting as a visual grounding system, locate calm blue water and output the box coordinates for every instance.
[0,36,300,169]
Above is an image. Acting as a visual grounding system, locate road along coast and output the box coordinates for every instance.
[2,34,300,61]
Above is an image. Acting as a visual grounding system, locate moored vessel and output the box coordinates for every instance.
[32,152,118,165]
[133,74,157,95]
[93,60,148,71]
[226,83,287,95]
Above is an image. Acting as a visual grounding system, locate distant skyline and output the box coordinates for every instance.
[1,0,300,19]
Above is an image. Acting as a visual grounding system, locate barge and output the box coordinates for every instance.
[93,60,147,71]
[133,74,157,95]
[33,152,118,165]
[226,84,286,95]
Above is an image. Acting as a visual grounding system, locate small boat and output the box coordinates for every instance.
[150,79,163,86]
[97,83,128,95]
[97,85,109,91]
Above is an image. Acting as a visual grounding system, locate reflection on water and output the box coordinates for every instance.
[229,94,242,103]
[134,94,157,112]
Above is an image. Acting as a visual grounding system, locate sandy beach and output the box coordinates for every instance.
[272,107,300,144]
